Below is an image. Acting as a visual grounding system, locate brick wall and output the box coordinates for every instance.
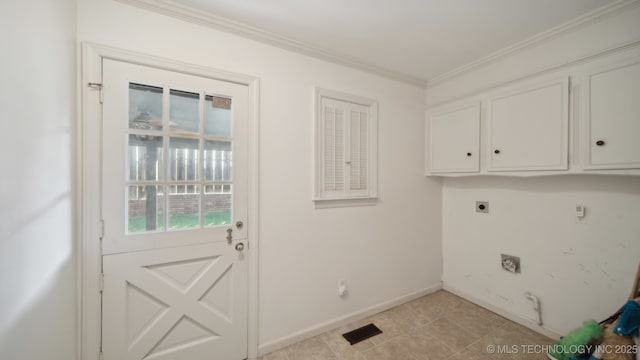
[129,194,231,216]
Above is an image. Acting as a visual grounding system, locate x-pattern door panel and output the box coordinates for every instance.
[102,243,247,360]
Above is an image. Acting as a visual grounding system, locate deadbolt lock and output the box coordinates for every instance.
[235,220,244,229]
[226,228,233,244]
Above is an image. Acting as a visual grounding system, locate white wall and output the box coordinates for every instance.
[429,4,640,336]
[77,0,442,351]
[0,1,77,359]
[443,176,640,334]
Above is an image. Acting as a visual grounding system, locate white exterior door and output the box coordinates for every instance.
[101,59,249,360]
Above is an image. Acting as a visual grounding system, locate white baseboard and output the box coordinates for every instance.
[257,283,442,357]
[442,282,563,340]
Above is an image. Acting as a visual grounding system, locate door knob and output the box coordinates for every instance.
[235,242,245,252]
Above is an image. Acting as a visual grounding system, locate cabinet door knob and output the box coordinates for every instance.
[595,140,605,146]
[466,152,472,157]
[494,149,501,154]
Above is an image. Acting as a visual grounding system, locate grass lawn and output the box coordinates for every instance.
[128,211,231,232]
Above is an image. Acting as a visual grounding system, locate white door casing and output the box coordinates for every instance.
[100,58,251,360]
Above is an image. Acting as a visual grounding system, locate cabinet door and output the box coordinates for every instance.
[427,103,480,174]
[583,60,640,170]
[486,78,569,171]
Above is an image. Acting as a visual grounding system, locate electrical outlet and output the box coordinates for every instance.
[575,205,588,224]
[476,201,489,213]
[338,280,348,298]
[501,254,520,273]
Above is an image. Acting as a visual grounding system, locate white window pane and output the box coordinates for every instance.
[170,138,200,181]
[170,89,200,133]
[127,185,164,233]
[204,95,232,137]
[204,140,232,182]
[129,83,163,130]
[204,185,232,228]
[128,135,163,181]
[168,185,200,230]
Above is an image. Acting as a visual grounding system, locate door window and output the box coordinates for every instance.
[126,83,234,233]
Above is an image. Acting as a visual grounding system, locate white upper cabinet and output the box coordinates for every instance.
[427,102,480,174]
[582,59,640,170]
[486,77,569,172]
[425,48,640,177]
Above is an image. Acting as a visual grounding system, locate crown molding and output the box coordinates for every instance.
[111,0,639,89]
[113,0,428,88]
[426,39,640,110]
[427,0,640,87]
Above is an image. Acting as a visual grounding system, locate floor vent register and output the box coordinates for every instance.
[341,323,382,345]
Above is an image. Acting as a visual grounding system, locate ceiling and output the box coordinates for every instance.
[146,0,618,85]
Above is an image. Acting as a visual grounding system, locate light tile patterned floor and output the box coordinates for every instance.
[259,290,554,360]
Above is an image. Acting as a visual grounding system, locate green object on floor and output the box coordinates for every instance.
[549,320,602,360]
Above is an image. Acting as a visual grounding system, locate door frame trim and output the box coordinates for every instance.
[79,42,261,360]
